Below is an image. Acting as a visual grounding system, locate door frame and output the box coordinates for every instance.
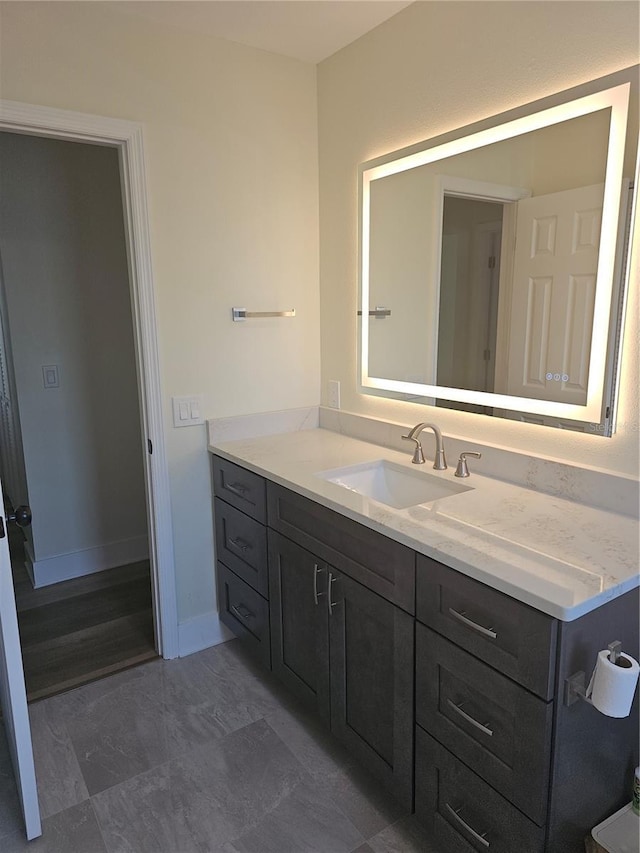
[434,175,531,397]
[0,99,179,659]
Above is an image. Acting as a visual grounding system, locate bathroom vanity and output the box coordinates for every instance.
[204,63,640,852]
[209,426,639,853]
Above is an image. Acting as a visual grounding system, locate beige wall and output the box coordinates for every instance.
[0,2,320,622]
[318,0,639,476]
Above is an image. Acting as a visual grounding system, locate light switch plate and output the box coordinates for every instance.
[172,395,204,428]
[42,365,59,389]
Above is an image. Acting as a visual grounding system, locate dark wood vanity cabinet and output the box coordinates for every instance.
[414,555,639,853]
[212,456,639,851]
[416,624,553,826]
[416,727,547,852]
[268,531,330,721]
[416,554,557,699]
[268,525,415,810]
[414,558,556,851]
[212,456,266,522]
[216,562,271,668]
[267,481,415,613]
[213,457,271,667]
[213,459,415,809]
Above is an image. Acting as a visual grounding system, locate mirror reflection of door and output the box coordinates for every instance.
[436,195,503,414]
[435,184,603,414]
[504,183,603,404]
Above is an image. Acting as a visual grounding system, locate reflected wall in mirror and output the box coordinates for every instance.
[359,66,638,435]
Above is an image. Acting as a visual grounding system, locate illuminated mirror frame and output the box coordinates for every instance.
[358,69,637,427]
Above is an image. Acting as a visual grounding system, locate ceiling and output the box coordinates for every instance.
[102,1,413,64]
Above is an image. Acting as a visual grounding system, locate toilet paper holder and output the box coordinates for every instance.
[564,641,622,707]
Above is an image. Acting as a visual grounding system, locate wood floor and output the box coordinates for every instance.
[9,528,157,702]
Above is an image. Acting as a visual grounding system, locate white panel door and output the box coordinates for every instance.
[0,480,41,840]
[506,183,604,403]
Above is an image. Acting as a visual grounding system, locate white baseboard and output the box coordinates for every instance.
[29,535,149,588]
[178,611,234,657]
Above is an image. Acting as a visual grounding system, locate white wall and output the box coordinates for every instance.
[318,0,640,477]
[0,133,148,578]
[0,2,320,621]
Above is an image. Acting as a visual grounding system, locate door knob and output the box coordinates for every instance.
[7,505,32,528]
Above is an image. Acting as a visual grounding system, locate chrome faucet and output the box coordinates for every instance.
[401,422,447,469]
[454,451,482,478]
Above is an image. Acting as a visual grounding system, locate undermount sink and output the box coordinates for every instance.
[316,459,473,509]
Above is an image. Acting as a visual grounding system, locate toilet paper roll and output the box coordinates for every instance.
[586,649,640,718]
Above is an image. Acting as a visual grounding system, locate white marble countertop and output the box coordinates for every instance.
[209,428,639,621]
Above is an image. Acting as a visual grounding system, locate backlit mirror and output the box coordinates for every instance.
[358,67,638,434]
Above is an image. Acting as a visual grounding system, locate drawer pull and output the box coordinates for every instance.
[448,608,497,639]
[225,481,250,498]
[447,699,493,737]
[231,603,254,620]
[228,536,251,553]
[313,564,325,605]
[445,803,490,848]
[328,572,338,615]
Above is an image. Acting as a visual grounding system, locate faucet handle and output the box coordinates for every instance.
[455,451,482,478]
[402,434,425,464]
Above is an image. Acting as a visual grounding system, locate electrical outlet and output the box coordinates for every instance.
[328,380,341,409]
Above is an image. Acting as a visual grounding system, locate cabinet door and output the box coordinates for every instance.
[214,498,268,596]
[268,531,330,723]
[212,456,266,522]
[416,555,557,700]
[416,728,545,853]
[268,482,416,613]
[328,570,414,810]
[416,624,552,825]
[217,562,271,669]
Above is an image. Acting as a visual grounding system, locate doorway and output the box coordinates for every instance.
[0,99,179,679]
[0,100,178,840]
[0,131,159,700]
[436,194,504,409]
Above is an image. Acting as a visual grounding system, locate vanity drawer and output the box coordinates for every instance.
[416,624,552,825]
[217,562,270,669]
[267,482,415,613]
[416,555,557,699]
[415,727,545,853]
[212,456,266,523]
[214,498,268,597]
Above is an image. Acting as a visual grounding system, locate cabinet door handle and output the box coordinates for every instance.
[327,572,338,615]
[444,804,490,848]
[231,603,254,620]
[225,481,250,498]
[313,564,325,604]
[448,608,497,639]
[228,536,251,553]
[447,699,493,737]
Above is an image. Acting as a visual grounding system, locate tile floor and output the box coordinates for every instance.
[0,639,435,852]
